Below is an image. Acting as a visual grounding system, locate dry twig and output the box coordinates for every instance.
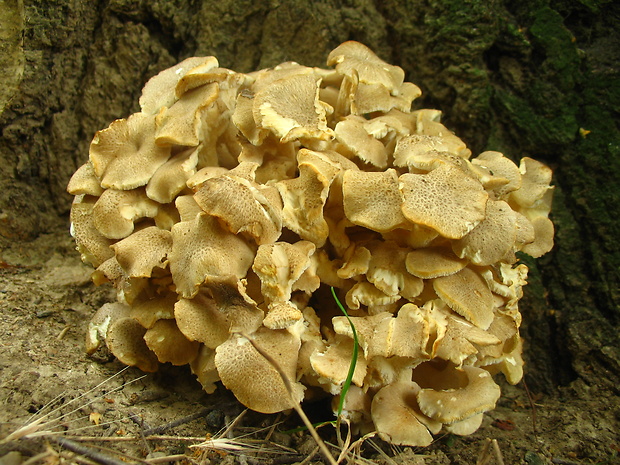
[476,438,505,465]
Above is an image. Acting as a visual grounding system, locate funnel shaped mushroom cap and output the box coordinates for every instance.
[400,164,488,239]
[335,304,430,361]
[190,345,220,394]
[129,292,177,329]
[471,151,522,197]
[215,329,305,414]
[155,83,220,147]
[146,147,198,204]
[363,241,424,299]
[253,74,334,143]
[371,379,438,447]
[521,216,555,258]
[263,302,303,330]
[432,313,502,366]
[174,293,230,349]
[417,366,501,424]
[310,334,368,394]
[252,240,316,304]
[445,413,484,436]
[174,287,263,349]
[510,157,553,208]
[275,149,342,246]
[394,136,469,169]
[335,117,388,168]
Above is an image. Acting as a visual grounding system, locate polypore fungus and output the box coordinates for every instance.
[68,41,554,446]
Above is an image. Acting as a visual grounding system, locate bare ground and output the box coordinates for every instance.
[0,227,618,465]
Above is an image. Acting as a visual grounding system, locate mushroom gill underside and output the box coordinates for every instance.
[68,41,554,446]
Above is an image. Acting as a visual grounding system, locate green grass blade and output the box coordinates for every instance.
[331,287,359,418]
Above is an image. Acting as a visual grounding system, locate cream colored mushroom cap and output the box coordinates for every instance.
[416,120,472,159]
[155,83,220,147]
[394,135,469,169]
[232,90,269,146]
[471,151,522,197]
[432,314,501,365]
[510,157,553,208]
[174,291,235,349]
[139,56,218,114]
[173,58,223,97]
[106,317,159,373]
[146,147,198,204]
[168,212,255,299]
[452,199,518,266]
[405,246,467,279]
[66,162,104,196]
[334,117,388,168]
[332,312,392,355]
[215,329,305,414]
[363,241,424,299]
[263,302,303,330]
[275,150,339,247]
[90,112,171,190]
[85,302,131,355]
[337,244,371,279]
[417,366,501,424]
[111,226,172,278]
[69,198,115,268]
[345,281,401,311]
[143,319,200,366]
[253,73,334,143]
[371,380,438,446]
[92,188,159,240]
[342,169,408,233]
[129,292,177,329]
[400,164,488,239]
[514,211,536,247]
[252,241,316,304]
[174,195,203,222]
[310,334,367,394]
[367,303,430,360]
[521,216,555,258]
[433,267,495,330]
[193,168,282,246]
[327,41,405,89]
[190,345,220,394]
[445,413,484,436]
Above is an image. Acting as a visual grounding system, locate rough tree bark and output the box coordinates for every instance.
[1,0,618,397]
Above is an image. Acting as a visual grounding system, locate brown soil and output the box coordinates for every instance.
[0,228,618,465]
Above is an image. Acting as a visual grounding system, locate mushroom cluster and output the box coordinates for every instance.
[67,41,554,446]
